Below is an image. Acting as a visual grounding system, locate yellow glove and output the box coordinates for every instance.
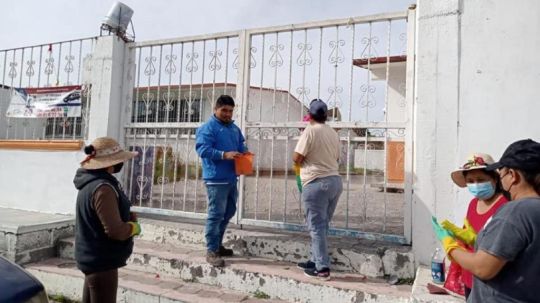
[128,221,141,237]
[431,217,462,256]
[293,163,301,175]
[293,163,302,193]
[441,218,477,246]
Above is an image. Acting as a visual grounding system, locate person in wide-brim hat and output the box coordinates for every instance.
[443,153,509,298]
[450,153,495,187]
[73,137,140,303]
[434,139,540,302]
[80,137,138,170]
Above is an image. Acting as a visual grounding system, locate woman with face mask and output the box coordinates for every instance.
[433,139,540,303]
[73,137,141,303]
[441,153,509,298]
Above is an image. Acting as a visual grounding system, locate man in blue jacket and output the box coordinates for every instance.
[196,95,247,267]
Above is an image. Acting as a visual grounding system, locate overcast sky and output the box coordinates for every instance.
[0,0,413,49]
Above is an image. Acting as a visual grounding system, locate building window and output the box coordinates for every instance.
[132,98,203,123]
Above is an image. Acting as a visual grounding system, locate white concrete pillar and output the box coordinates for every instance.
[412,0,461,265]
[87,36,135,143]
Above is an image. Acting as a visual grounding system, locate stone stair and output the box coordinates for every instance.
[43,217,417,302]
[54,236,411,302]
[26,258,284,303]
[136,218,416,279]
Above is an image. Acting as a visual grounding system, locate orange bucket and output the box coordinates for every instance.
[234,152,254,175]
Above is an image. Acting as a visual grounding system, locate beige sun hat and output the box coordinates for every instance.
[450,153,495,188]
[81,137,138,170]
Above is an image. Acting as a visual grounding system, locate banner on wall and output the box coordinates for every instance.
[5,85,83,118]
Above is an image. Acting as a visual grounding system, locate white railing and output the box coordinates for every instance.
[124,10,415,244]
[0,37,96,140]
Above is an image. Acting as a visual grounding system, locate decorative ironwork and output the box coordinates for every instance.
[162,92,176,112]
[136,175,150,200]
[157,176,170,185]
[388,128,406,137]
[296,87,311,103]
[368,128,406,138]
[297,43,312,66]
[44,57,55,75]
[26,60,35,77]
[327,86,343,108]
[164,54,177,75]
[8,62,18,79]
[64,55,75,73]
[328,40,345,66]
[163,92,176,112]
[185,52,199,73]
[247,127,302,139]
[360,36,379,59]
[359,84,376,108]
[144,56,157,76]
[208,50,222,71]
[268,44,284,68]
[141,92,155,103]
[232,47,257,69]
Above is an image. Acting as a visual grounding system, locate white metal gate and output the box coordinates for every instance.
[124,9,415,244]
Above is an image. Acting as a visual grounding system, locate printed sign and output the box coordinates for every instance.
[5,85,83,118]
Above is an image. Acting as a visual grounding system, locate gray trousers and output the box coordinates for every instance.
[302,175,343,270]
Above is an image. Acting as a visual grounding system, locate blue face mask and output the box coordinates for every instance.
[467,182,495,200]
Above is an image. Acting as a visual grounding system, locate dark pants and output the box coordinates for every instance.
[82,268,118,303]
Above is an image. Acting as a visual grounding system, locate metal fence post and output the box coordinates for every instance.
[235,30,251,225]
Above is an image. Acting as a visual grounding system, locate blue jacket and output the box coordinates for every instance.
[196,115,247,183]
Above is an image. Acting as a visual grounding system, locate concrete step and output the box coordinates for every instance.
[26,258,285,303]
[0,207,74,264]
[135,217,415,279]
[58,237,411,303]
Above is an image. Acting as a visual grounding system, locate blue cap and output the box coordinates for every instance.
[308,99,328,117]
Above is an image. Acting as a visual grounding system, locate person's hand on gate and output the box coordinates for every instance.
[432,216,461,256]
[223,151,241,160]
[441,218,477,246]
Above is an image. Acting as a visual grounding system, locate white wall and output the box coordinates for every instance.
[0,149,83,214]
[368,62,407,123]
[246,89,305,123]
[0,36,131,215]
[354,149,384,171]
[413,0,540,264]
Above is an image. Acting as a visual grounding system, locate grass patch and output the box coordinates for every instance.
[253,290,271,299]
[341,167,382,175]
[397,277,415,285]
[49,294,80,303]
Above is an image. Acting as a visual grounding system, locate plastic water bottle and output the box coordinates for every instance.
[431,248,445,284]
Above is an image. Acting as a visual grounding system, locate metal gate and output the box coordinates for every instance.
[124,9,415,244]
